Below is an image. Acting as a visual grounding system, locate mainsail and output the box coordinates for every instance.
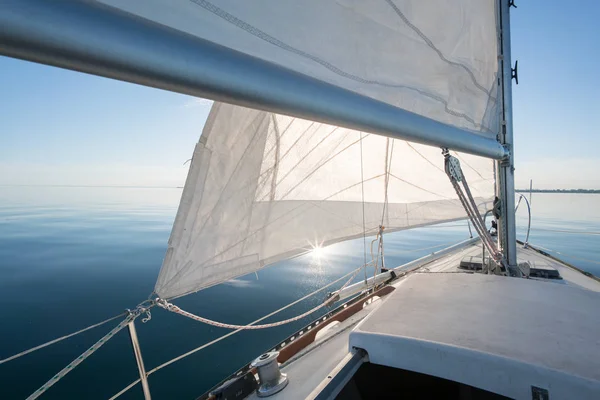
[100,0,499,133]
[100,0,502,299]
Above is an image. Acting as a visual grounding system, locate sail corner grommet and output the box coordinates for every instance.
[251,352,289,397]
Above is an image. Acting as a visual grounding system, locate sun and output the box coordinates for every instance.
[312,246,324,259]
[310,240,327,264]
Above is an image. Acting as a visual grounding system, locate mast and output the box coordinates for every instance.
[497,0,519,273]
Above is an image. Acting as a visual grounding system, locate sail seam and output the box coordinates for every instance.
[261,117,296,165]
[178,113,269,262]
[272,126,341,198]
[384,0,496,100]
[389,173,454,200]
[256,123,335,202]
[182,111,267,252]
[406,142,445,173]
[278,130,353,200]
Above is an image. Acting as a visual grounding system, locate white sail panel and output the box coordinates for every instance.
[100,0,499,135]
[155,103,494,299]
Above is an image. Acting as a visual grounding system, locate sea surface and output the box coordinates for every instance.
[0,187,598,399]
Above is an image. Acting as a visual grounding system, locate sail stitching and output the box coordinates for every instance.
[389,173,454,200]
[189,0,493,131]
[384,0,496,100]
[261,117,296,163]
[256,123,338,202]
[278,130,355,200]
[271,127,341,196]
[183,113,269,252]
[406,142,445,173]
[269,115,281,201]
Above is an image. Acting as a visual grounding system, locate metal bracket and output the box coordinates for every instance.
[500,144,511,164]
[511,60,519,84]
[531,386,549,400]
[508,0,517,8]
[445,155,463,183]
[493,197,502,219]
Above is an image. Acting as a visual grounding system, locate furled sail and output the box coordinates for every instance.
[114,0,501,299]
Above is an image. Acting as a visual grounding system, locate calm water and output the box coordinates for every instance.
[0,187,598,399]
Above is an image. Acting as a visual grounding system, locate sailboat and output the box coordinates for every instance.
[1,0,599,399]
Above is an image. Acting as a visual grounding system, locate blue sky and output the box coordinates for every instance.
[0,0,598,189]
[511,0,600,188]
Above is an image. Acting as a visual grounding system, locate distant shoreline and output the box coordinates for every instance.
[517,189,600,194]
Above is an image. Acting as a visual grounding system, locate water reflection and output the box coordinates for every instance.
[0,187,598,399]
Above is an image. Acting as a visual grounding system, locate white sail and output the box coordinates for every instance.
[111,0,503,298]
[155,104,494,299]
[100,0,499,134]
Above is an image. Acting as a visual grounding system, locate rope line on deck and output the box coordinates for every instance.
[0,312,128,366]
[155,262,366,330]
[109,264,372,399]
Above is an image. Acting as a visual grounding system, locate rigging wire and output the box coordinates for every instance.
[529,228,600,236]
[26,311,141,400]
[529,244,600,266]
[0,311,128,366]
[443,150,501,265]
[109,263,374,399]
[397,240,470,254]
[359,132,367,284]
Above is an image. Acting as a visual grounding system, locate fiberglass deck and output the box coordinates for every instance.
[246,241,600,400]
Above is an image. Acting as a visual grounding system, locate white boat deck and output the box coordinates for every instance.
[351,272,600,399]
[246,241,600,400]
